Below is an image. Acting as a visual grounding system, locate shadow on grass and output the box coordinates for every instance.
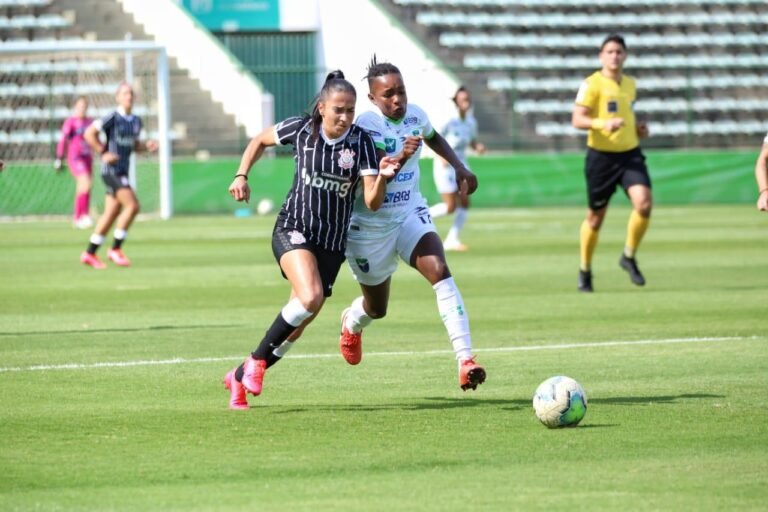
[267,393,724,415]
[590,393,724,405]
[271,396,520,414]
[0,324,245,337]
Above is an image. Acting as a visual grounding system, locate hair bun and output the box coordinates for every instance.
[326,70,345,82]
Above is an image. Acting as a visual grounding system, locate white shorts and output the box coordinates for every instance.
[433,159,457,194]
[346,205,436,286]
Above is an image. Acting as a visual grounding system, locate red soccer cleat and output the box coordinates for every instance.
[459,357,486,391]
[339,307,362,365]
[241,357,267,396]
[80,251,106,269]
[107,248,131,267]
[223,368,248,410]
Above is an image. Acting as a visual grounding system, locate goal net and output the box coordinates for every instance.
[0,40,171,219]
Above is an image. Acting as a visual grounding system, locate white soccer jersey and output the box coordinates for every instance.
[440,114,477,165]
[764,131,768,145]
[351,104,435,234]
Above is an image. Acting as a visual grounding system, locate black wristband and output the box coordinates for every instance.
[234,174,248,181]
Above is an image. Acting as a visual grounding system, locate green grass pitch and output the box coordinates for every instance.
[1,206,766,511]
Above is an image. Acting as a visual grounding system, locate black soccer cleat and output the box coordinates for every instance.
[619,254,646,286]
[578,270,593,293]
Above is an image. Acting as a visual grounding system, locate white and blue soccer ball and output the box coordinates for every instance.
[533,376,588,428]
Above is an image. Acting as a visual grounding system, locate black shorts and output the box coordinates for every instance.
[101,172,132,197]
[271,226,345,297]
[584,147,651,210]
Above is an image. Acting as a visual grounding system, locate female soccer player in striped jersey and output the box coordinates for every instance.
[223,70,399,409]
[428,86,486,251]
[55,96,94,229]
[338,57,486,392]
[80,83,158,269]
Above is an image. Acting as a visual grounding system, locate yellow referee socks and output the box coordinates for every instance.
[624,210,650,258]
[579,220,599,271]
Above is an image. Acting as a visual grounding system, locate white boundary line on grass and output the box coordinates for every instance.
[0,336,759,374]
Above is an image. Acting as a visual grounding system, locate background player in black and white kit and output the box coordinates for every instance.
[80,82,158,269]
[223,71,399,409]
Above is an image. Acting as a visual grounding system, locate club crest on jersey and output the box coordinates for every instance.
[355,258,370,273]
[385,138,397,153]
[338,148,356,170]
[289,231,306,245]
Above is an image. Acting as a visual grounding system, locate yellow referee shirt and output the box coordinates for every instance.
[575,71,638,152]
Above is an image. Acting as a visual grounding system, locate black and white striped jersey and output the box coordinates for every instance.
[273,116,379,253]
[92,106,142,176]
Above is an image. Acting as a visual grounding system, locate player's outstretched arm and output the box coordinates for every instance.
[363,156,399,211]
[229,125,277,203]
[135,139,159,153]
[425,132,478,195]
[755,143,768,211]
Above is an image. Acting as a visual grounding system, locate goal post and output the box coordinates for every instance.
[0,40,173,219]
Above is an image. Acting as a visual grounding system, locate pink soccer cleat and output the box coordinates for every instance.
[459,357,486,391]
[223,368,248,410]
[339,307,362,365]
[241,357,267,396]
[80,251,106,269]
[107,248,131,267]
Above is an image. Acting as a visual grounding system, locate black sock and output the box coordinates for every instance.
[251,313,296,360]
[234,364,244,382]
[112,237,125,250]
[265,353,282,368]
[86,242,100,255]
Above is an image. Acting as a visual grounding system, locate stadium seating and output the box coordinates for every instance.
[379,0,768,149]
[0,0,245,159]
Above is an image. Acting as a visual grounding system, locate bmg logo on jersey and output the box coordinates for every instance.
[301,167,352,197]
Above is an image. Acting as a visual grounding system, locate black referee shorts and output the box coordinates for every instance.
[584,147,651,211]
[271,226,345,297]
[101,172,132,197]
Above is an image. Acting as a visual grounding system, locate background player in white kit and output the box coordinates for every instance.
[339,57,486,391]
[429,86,486,251]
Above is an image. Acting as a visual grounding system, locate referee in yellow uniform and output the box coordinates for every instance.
[572,34,651,292]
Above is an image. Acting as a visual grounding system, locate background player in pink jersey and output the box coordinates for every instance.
[55,96,94,229]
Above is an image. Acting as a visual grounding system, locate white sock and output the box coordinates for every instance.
[114,228,127,240]
[345,296,373,334]
[272,340,294,358]
[89,233,105,245]
[281,298,313,327]
[429,202,449,218]
[432,277,472,361]
[446,207,468,242]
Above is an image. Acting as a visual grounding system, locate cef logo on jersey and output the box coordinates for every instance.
[337,148,355,170]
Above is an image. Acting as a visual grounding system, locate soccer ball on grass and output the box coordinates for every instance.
[532,376,588,428]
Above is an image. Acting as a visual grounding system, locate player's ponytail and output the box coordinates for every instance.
[309,70,356,141]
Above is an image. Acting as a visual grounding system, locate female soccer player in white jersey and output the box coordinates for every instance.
[223,71,399,409]
[428,86,486,251]
[339,57,486,392]
[80,83,157,269]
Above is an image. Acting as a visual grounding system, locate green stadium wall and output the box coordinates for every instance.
[171,150,760,214]
[0,150,759,217]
